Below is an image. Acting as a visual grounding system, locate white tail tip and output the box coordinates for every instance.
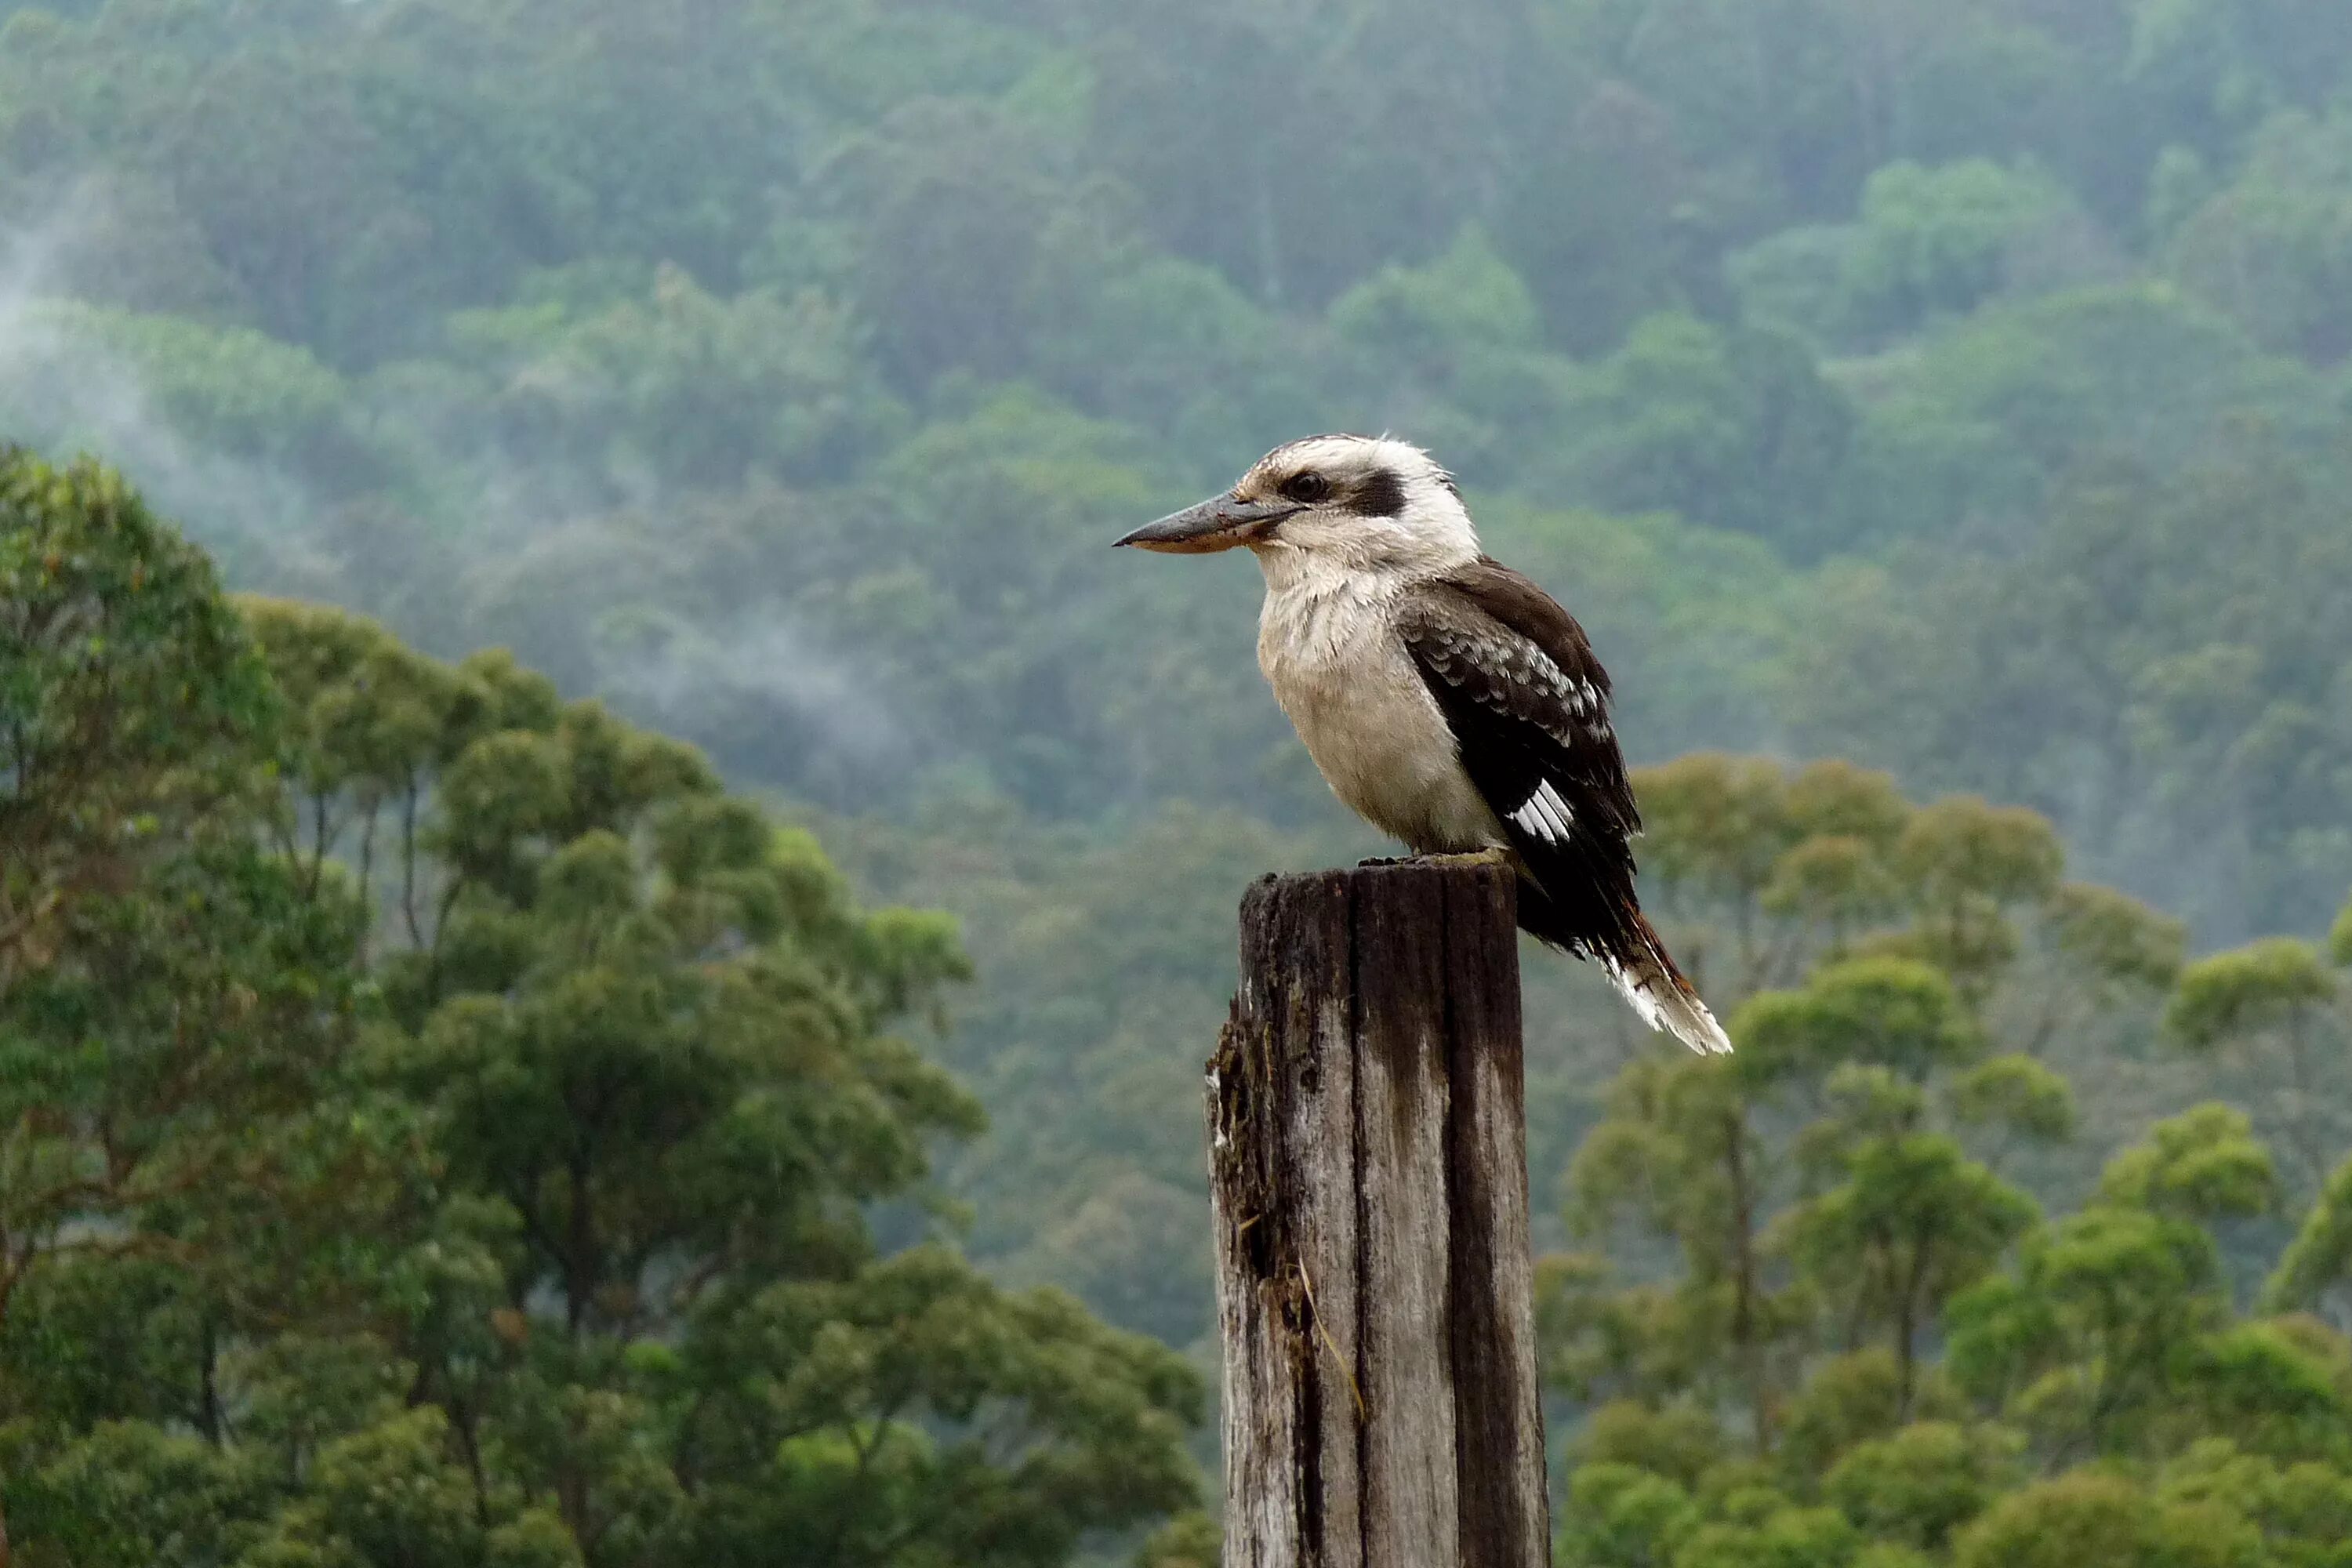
[1599,933,1733,1056]
[1652,984,1733,1056]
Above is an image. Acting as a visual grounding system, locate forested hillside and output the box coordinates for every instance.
[6,2,2352,1563]
[9,0,2349,934]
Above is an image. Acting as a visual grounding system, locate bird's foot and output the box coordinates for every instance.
[1359,848,1512,869]
[1419,848,1512,868]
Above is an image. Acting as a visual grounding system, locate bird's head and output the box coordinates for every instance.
[1114,435,1475,576]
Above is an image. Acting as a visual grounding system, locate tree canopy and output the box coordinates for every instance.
[9,2,2352,1561]
[0,448,1207,1567]
[3,0,2349,937]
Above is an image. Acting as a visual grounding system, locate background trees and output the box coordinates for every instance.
[0,450,1203,1566]
[0,0,2345,886]
[8,0,2352,1561]
[10,0,2350,947]
[1541,778,2352,1566]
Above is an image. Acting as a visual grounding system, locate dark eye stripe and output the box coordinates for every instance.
[1351,468,1406,517]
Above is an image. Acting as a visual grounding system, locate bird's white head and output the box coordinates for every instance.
[1114,434,1477,583]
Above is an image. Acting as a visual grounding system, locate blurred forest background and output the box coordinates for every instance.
[8,0,2352,1564]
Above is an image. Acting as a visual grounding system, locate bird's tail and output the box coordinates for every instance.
[1597,913,1732,1056]
[1517,882,1732,1054]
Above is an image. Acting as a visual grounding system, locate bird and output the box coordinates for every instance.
[1114,434,1730,1055]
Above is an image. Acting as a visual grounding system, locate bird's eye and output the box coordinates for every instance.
[1281,473,1330,504]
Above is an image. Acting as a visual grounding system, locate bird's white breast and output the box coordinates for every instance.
[1255,568,1504,854]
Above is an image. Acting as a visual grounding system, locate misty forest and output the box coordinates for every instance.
[7,0,2352,1564]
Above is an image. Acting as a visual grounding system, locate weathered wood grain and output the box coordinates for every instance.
[1440,866,1549,1568]
[1207,858,1551,1568]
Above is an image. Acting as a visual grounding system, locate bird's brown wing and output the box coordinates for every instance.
[1396,557,1643,953]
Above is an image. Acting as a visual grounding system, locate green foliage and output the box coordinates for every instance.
[1133,1512,1220,1568]
[2098,1104,2281,1224]
[2168,109,2352,361]
[0,447,366,1353]
[1577,1400,1730,1490]
[1950,1472,2181,1568]
[0,0,2345,944]
[240,1408,583,1568]
[1825,1420,2013,1552]
[1740,960,1982,1081]
[2169,941,2339,1051]
[12,5,2352,1559]
[1,448,278,931]
[1788,1134,2038,1414]
[1947,1200,2227,1454]
[0,1418,266,1568]
[446,267,907,489]
[1773,1349,1970,1490]
[1671,1502,1862,1568]
[1543,314,1857,547]
[7,303,350,463]
[1950,1056,2076,1145]
[2266,1156,2352,1322]
[1734,159,2085,348]
[0,467,1200,1566]
[2045,884,2189,998]
[2164,941,2352,1187]
[1557,1462,1701,1567]
[1822,1421,2016,1551]
[1329,224,1545,373]
[1548,745,2352,1562]
[0,0,2343,956]
[679,1247,1200,1565]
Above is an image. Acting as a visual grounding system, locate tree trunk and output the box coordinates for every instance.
[198,1313,225,1445]
[1209,860,1551,1568]
[1724,1113,1772,1456]
[1895,1232,1932,1423]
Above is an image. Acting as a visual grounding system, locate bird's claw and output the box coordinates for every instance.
[1358,849,1510,870]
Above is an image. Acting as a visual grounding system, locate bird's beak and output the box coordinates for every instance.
[1112,495,1301,554]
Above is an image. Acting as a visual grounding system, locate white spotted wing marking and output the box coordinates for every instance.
[1509,779,1575,844]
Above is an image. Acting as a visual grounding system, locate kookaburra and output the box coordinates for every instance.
[1116,434,1730,1055]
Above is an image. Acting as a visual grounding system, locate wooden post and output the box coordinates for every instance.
[1208,860,1551,1568]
